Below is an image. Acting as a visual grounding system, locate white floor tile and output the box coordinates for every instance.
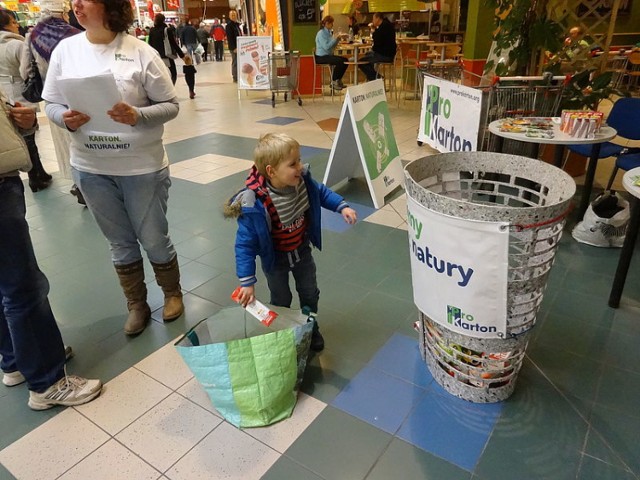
[0,408,109,480]
[75,368,172,435]
[58,439,162,480]
[246,393,326,453]
[116,393,221,473]
[165,422,279,480]
[134,340,193,390]
[176,377,222,418]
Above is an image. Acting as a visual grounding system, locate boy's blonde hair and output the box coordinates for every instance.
[253,133,300,177]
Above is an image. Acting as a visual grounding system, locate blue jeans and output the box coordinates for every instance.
[72,167,176,266]
[263,241,320,313]
[0,177,65,392]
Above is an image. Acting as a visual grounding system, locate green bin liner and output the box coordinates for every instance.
[175,305,314,428]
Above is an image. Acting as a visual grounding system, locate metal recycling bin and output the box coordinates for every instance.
[405,152,575,402]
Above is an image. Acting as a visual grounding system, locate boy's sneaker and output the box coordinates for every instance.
[2,371,25,387]
[2,345,74,388]
[28,375,103,411]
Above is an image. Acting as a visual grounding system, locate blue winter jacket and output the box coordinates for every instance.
[230,166,348,287]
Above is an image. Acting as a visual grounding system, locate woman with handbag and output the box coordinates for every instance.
[42,0,184,336]
[0,9,52,192]
[21,0,83,202]
[148,13,185,85]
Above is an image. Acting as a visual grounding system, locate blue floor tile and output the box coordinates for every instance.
[321,201,377,232]
[368,333,434,387]
[257,116,303,126]
[331,365,428,434]
[397,389,503,471]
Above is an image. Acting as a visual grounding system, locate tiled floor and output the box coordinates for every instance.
[1,59,640,480]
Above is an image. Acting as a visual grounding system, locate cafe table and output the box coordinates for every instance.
[488,118,617,220]
[335,42,372,85]
[608,167,640,308]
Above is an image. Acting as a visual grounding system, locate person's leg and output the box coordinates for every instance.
[71,169,149,334]
[291,243,319,313]
[202,42,209,61]
[216,41,223,61]
[263,251,293,308]
[0,177,65,391]
[231,50,238,81]
[117,169,183,322]
[169,58,178,85]
[24,133,51,192]
[359,52,377,81]
[290,244,323,351]
[333,56,348,83]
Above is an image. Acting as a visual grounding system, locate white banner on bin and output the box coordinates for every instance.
[418,75,482,152]
[237,36,271,90]
[407,195,509,338]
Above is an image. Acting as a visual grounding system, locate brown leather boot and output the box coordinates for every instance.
[114,260,151,335]
[151,256,184,322]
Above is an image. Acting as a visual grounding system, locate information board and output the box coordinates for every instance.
[293,0,317,24]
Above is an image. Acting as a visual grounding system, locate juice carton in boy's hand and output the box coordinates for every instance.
[231,287,278,326]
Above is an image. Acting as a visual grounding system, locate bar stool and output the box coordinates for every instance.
[375,52,399,101]
[312,49,338,102]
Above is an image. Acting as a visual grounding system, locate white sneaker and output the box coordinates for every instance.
[28,375,102,410]
[2,345,74,388]
[572,193,629,248]
[331,81,344,90]
[2,371,25,387]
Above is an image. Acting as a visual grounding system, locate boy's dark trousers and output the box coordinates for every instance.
[214,40,224,61]
[262,241,319,313]
[184,67,196,95]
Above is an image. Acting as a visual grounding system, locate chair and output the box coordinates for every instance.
[312,48,338,102]
[606,151,640,190]
[567,97,640,163]
[603,53,628,89]
[627,51,640,90]
[374,51,399,101]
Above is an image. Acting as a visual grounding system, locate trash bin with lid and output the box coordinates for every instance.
[405,152,575,402]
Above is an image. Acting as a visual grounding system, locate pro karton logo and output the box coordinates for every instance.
[447,305,496,333]
[424,85,473,152]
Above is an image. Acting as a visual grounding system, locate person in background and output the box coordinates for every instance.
[347,14,359,37]
[1,91,103,410]
[183,52,196,99]
[358,12,397,82]
[196,22,209,62]
[175,21,185,46]
[210,18,225,62]
[148,13,185,85]
[0,9,52,193]
[225,9,242,83]
[180,18,198,56]
[21,0,83,203]
[42,0,184,336]
[315,15,348,91]
[225,133,358,352]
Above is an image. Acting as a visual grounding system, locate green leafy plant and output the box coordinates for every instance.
[484,0,564,76]
[562,68,629,110]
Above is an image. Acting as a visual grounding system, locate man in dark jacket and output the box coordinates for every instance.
[225,9,243,82]
[180,19,199,56]
[359,12,397,82]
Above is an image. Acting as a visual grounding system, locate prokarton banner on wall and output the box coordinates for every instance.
[418,75,482,152]
[237,37,271,90]
[406,195,510,338]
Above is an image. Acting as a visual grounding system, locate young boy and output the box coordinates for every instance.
[226,133,357,351]
[183,54,197,99]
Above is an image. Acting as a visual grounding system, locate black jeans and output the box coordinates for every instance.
[315,55,347,82]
